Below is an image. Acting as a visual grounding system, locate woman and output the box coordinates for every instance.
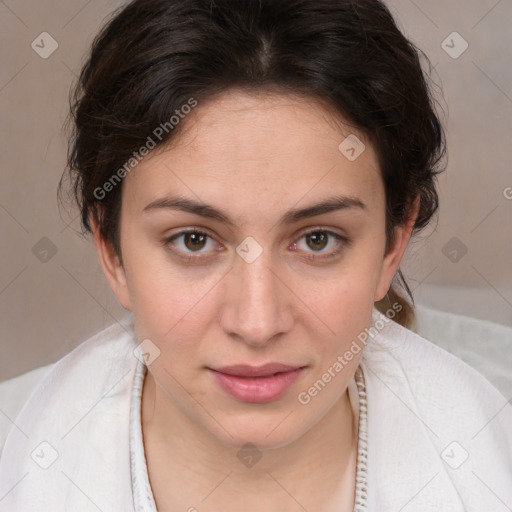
[0,0,510,510]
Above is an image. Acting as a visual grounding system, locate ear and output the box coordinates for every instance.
[374,196,420,302]
[90,215,132,310]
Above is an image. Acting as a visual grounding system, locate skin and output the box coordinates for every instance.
[92,89,418,511]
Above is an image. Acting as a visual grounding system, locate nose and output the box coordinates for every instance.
[220,244,294,348]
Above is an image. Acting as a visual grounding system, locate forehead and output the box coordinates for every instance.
[122,89,383,214]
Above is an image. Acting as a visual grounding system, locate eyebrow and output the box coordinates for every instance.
[143,194,366,226]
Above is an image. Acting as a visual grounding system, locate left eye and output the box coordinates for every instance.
[292,230,347,259]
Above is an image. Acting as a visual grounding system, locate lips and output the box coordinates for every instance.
[212,363,303,378]
[208,363,306,403]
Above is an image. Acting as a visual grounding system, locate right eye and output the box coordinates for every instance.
[162,229,223,262]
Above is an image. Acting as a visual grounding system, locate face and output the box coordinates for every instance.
[94,89,413,450]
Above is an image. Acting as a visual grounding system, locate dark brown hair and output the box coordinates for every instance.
[60,0,446,329]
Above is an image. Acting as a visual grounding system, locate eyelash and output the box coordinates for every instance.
[162,228,351,263]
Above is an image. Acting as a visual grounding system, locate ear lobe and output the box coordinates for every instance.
[374,196,420,302]
[90,216,132,310]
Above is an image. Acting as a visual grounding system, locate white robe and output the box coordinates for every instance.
[0,307,511,511]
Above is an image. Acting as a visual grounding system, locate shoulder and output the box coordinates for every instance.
[413,303,512,396]
[364,307,511,433]
[0,317,138,456]
[0,364,54,456]
[362,307,512,510]
[366,306,509,403]
[0,317,139,510]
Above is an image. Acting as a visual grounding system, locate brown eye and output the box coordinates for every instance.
[183,232,208,251]
[293,229,350,262]
[164,229,218,260]
[305,231,329,251]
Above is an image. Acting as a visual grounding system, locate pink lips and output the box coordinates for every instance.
[208,363,305,403]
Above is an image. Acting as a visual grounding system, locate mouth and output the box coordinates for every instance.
[207,363,307,403]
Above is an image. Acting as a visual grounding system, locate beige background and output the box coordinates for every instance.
[1,0,511,381]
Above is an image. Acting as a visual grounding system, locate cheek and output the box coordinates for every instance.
[306,250,383,353]
[314,280,374,351]
[127,269,206,340]
[121,242,178,338]
[122,246,222,363]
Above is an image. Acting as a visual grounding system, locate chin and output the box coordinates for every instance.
[207,415,308,453]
